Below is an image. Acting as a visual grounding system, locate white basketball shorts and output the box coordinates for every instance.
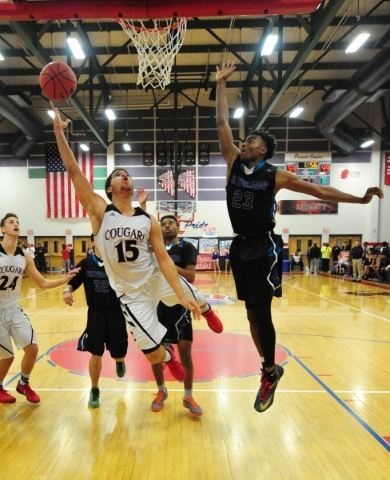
[0,305,37,359]
[119,271,205,351]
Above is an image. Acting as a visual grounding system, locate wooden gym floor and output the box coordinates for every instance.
[1,270,390,480]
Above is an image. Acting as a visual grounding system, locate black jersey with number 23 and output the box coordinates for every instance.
[226,157,277,235]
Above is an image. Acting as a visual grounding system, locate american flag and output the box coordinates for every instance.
[157,169,195,198]
[45,143,93,218]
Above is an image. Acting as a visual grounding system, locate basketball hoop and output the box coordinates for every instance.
[118,18,187,90]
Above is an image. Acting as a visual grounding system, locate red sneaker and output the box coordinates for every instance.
[164,343,186,381]
[202,306,223,334]
[0,388,16,403]
[16,382,40,403]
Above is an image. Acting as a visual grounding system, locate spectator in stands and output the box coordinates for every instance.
[362,242,370,260]
[331,241,341,266]
[350,240,363,282]
[306,246,312,271]
[334,254,345,275]
[321,243,332,272]
[362,253,374,279]
[309,242,321,274]
[290,251,304,272]
[35,243,47,273]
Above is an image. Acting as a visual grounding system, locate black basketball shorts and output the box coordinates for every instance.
[157,302,193,344]
[230,232,283,309]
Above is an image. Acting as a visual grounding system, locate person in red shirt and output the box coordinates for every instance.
[61,243,71,274]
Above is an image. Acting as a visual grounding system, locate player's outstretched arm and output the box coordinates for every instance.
[275,169,384,204]
[149,215,201,319]
[216,61,241,180]
[50,101,107,226]
[24,253,80,290]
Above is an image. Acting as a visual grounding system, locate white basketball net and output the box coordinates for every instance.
[118,18,187,90]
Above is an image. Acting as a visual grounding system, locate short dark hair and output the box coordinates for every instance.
[104,168,131,201]
[1,212,18,228]
[248,129,277,160]
[160,215,179,227]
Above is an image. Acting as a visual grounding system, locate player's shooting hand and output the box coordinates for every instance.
[361,187,384,204]
[216,61,236,83]
[50,100,71,130]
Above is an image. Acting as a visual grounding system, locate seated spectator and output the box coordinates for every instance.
[362,253,373,279]
[334,255,345,275]
[377,254,390,282]
[290,251,304,271]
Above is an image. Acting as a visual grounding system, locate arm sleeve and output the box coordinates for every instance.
[67,260,85,292]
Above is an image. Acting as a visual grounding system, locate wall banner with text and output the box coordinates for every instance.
[277,200,338,215]
[199,142,210,165]
[184,143,196,165]
[143,143,154,166]
[157,143,168,166]
[385,152,390,186]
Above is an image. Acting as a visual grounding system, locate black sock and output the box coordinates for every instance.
[265,368,276,380]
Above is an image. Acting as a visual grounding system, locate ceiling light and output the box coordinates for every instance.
[47,110,55,119]
[289,107,304,118]
[0,53,4,61]
[261,35,278,56]
[123,144,131,151]
[360,140,374,148]
[105,109,116,120]
[80,143,89,152]
[233,108,244,119]
[67,37,85,59]
[346,33,370,53]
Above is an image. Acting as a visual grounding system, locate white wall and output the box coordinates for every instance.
[1,156,388,244]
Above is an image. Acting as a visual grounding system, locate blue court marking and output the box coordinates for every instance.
[4,353,45,388]
[294,355,390,452]
[46,359,57,367]
[69,371,88,377]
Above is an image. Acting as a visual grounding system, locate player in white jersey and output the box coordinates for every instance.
[51,102,222,382]
[0,213,79,404]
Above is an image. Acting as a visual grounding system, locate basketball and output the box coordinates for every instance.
[39,62,77,101]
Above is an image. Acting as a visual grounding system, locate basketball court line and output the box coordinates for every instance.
[294,355,390,452]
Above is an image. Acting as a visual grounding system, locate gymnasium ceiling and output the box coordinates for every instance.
[0,0,390,150]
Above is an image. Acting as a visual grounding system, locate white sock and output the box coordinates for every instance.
[164,350,172,363]
[184,389,192,399]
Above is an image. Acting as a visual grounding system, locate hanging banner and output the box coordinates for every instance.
[157,143,168,166]
[184,142,196,165]
[199,142,210,165]
[277,200,338,215]
[385,152,390,186]
[169,142,182,167]
[143,143,154,166]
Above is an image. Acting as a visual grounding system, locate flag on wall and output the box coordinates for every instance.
[45,143,93,218]
[157,169,196,198]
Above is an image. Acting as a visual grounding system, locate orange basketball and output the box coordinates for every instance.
[39,62,77,101]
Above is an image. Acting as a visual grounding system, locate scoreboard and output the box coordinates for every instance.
[285,160,331,185]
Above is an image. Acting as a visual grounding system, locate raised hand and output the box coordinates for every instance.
[216,61,236,83]
[137,187,149,206]
[50,100,71,130]
[361,187,384,204]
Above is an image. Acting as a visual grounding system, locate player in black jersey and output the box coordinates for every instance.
[216,61,384,413]
[62,234,128,409]
[150,215,203,416]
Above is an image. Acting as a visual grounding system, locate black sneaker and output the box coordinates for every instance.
[116,360,126,378]
[255,365,283,413]
[89,387,100,408]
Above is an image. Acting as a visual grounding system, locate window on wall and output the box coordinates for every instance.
[82,240,86,253]
[54,241,59,253]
